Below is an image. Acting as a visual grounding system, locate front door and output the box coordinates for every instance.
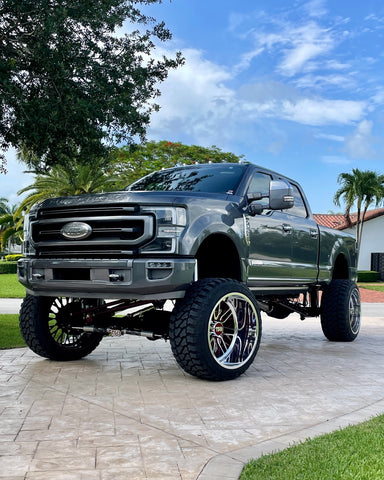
[245,171,294,285]
[284,184,319,283]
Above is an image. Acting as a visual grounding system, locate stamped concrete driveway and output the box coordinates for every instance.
[1,305,384,480]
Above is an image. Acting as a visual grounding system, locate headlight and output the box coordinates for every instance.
[22,214,36,256]
[141,207,187,253]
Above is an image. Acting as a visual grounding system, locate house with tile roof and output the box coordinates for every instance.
[314,208,384,273]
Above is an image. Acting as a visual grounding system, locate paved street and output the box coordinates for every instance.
[1,303,384,479]
[0,298,23,314]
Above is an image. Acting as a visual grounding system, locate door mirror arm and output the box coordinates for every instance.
[248,203,264,216]
[246,192,265,216]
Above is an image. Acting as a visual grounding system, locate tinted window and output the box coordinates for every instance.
[126,164,245,194]
[286,185,307,218]
[247,172,272,213]
[248,172,271,197]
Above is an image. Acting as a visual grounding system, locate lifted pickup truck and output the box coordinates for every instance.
[18,162,360,380]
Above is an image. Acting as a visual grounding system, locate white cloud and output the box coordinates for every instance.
[344,119,377,159]
[149,48,367,149]
[280,98,366,126]
[234,47,265,74]
[303,0,328,18]
[229,7,352,86]
[294,71,356,90]
[277,23,335,77]
[238,81,300,103]
[149,48,236,145]
[324,59,351,70]
[371,87,384,106]
[238,82,366,126]
[321,155,350,165]
[315,133,344,142]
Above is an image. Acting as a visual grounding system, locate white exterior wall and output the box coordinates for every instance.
[344,215,384,270]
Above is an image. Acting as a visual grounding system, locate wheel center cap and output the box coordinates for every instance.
[214,323,224,336]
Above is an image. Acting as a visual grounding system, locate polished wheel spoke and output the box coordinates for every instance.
[208,292,259,369]
[349,289,361,334]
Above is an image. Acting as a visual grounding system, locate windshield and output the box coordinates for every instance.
[126,164,246,194]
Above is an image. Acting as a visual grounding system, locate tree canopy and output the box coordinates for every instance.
[111,140,245,187]
[12,141,245,214]
[334,168,384,253]
[0,0,183,173]
[16,161,119,214]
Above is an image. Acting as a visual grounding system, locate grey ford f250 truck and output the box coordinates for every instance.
[18,162,360,380]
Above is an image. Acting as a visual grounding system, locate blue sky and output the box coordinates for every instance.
[3,0,384,213]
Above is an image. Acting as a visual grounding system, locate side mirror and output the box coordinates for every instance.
[247,192,263,202]
[269,180,294,210]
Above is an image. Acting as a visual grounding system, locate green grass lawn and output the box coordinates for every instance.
[240,414,384,480]
[0,314,25,349]
[358,282,384,292]
[0,275,25,348]
[0,274,26,298]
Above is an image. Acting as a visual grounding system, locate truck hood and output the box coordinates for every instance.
[36,190,233,209]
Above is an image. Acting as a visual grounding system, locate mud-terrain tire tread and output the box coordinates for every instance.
[19,295,103,360]
[169,278,262,381]
[320,279,361,342]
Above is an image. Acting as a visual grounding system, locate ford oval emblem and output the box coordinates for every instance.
[61,222,92,240]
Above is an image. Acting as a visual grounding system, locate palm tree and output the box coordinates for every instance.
[0,197,9,215]
[334,168,384,254]
[16,161,120,215]
[0,202,23,252]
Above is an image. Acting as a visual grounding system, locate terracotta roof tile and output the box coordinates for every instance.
[313,214,347,229]
[313,208,384,230]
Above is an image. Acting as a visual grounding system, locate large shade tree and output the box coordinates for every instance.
[334,168,384,254]
[111,140,245,187]
[16,142,245,211]
[0,0,183,174]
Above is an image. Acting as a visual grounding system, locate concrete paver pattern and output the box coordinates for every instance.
[1,307,384,479]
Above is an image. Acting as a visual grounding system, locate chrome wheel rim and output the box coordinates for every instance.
[208,292,259,370]
[349,288,361,335]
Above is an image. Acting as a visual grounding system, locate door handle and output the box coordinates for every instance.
[282,224,292,233]
[310,228,319,238]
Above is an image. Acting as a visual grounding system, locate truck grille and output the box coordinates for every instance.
[31,204,154,258]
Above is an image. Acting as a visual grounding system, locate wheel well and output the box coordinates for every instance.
[332,254,349,279]
[196,234,241,281]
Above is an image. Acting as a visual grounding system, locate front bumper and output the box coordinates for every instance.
[18,257,196,300]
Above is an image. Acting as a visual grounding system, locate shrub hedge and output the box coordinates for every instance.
[5,254,23,262]
[358,270,379,282]
[0,261,17,274]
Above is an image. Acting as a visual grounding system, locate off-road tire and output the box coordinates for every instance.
[320,279,361,342]
[169,278,262,381]
[19,295,104,360]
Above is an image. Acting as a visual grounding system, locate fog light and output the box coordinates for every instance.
[147,262,172,269]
